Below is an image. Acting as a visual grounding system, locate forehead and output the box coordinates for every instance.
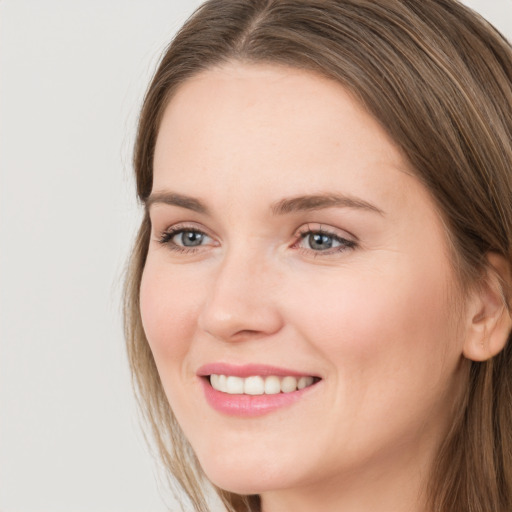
[152,62,424,214]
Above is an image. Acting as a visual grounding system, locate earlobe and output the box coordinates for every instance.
[462,253,512,362]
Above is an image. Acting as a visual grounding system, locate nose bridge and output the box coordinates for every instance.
[197,239,283,341]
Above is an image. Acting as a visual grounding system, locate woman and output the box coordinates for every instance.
[124,1,512,511]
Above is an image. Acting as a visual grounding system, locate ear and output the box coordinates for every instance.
[463,253,512,362]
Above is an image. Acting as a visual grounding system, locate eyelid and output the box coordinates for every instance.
[291,223,358,256]
[158,221,214,238]
[156,222,218,251]
[154,221,357,256]
[294,223,357,242]
[162,221,208,234]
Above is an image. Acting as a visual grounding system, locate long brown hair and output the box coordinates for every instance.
[124,1,512,510]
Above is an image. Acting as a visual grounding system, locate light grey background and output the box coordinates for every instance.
[1,1,511,511]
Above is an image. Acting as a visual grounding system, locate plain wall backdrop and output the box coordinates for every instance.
[1,1,511,511]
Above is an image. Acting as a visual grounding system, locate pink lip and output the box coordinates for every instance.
[197,363,321,417]
[197,362,315,378]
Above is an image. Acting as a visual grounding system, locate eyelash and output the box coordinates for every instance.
[294,225,357,256]
[157,224,209,254]
[156,224,357,256]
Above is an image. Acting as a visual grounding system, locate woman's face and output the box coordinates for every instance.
[140,63,468,506]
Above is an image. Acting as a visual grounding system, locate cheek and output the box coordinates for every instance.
[289,256,459,392]
[139,260,201,366]
[278,258,462,468]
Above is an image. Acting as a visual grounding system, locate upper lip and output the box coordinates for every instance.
[197,363,319,378]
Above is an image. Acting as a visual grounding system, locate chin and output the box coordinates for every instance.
[197,450,294,496]
[206,471,280,496]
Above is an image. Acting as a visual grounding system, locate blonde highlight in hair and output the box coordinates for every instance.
[125,1,512,510]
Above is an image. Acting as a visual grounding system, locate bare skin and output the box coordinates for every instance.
[140,62,481,512]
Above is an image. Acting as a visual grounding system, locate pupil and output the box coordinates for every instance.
[309,233,333,250]
[182,231,204,247]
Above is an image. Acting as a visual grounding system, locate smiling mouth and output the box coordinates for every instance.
[208,374,321,395]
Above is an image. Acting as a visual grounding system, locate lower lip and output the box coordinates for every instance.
[201,378,318,417]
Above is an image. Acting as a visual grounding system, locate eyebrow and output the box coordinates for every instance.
[145,191,210,215]
[271,193,384,216]
[145,190,384,216]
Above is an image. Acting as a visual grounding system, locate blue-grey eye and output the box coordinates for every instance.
[178,231,205,247]
[307,233,336,250]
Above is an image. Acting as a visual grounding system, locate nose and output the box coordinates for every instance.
[197,248,284,343]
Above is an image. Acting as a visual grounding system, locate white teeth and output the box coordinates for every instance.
[298,376,314,390]
[209,374,317,395]
[225,376,244,394]
[264,376,281,395]
[244,376,265,395]
[281,376,298,393]
[218,374,227,392]
[211,374,228,392]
